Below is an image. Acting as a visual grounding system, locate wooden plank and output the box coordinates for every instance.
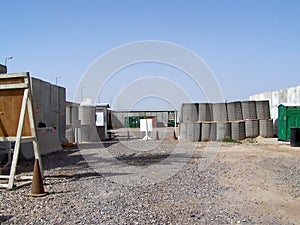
[0,89,31,136]
[0,83,28,90]
[0,181,32,190]
[27,88,44,175]
[8,88,29,189]
[0,175,33,180]
[15,175,33,180]
[0,74,31,136]
[0,136,34,141]
[0,72,28,79]
[0,77,25,85]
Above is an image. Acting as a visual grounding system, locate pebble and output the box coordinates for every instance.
[0,140,299,224]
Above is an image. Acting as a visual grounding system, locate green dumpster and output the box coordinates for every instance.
[278,104,300,141]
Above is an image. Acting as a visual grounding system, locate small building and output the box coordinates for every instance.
[0,64,7,74]
[65,102,110,142]
[278,104,300,141]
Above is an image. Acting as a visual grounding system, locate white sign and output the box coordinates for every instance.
[140,119,153,132]
[96,112,104,126]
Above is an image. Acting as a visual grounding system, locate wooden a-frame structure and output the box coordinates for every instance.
[0,72,42,190]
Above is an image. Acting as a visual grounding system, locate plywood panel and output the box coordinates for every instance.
[0,77,31,137]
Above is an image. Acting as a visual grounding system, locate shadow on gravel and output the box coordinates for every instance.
[115,152,195,166]
[116,153,170,166]
[45,171,131,181]
[0,141,119,175]
[0,215,13,223]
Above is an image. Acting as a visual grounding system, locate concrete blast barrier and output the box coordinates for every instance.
[259,119,273,138]
[201,122,217,141]
[245,119,259,138]
[256,100,271,119]
[66,105,79,125]
[31,78,51,127]
[241,101,257,120]
[179,123,201,142]
[212,103,228,122]
[58,86,66,142]
[231,121,246,140]
[78,125,100,142]
[216,122,231,140]
[21,128,63,160]
[181,103,198,123]
[49,85,66,142]
[79,106,96,125]
[78,106,99,142]
[66,128,75,143]
[18,78,67,159]
[66,105,79,143]
[198,103,213,122]
[227,101,243,121]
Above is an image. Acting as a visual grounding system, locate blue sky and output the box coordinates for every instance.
[1,1,300,109]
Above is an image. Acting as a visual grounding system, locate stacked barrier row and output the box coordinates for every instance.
[179,100,273,142]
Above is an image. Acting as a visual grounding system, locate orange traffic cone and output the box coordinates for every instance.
[173,130,178,140]
[30,159,47,197]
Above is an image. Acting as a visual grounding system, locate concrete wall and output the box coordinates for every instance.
[21,128,63,160]
[250,85,300,120]
[31,77,66,141]
[24,77,66,158]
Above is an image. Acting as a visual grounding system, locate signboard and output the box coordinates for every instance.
[140,119,152,140]
[96,112,104,126]
[140,119,153,132]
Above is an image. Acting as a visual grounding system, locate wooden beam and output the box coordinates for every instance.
[7,88,29,189]
[0,72,28,79]
[0,83,29,90]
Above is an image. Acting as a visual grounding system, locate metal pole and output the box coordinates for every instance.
[55,75,61,85]
[4,56,13,68]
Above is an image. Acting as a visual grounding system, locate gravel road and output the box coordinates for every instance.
[0,137,300,224]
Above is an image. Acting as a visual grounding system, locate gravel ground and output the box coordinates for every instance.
[0,136,300,224]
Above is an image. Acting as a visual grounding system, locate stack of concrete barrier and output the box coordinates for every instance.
[179,100,273,142]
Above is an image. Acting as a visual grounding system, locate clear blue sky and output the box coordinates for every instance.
[1,1,300,109]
